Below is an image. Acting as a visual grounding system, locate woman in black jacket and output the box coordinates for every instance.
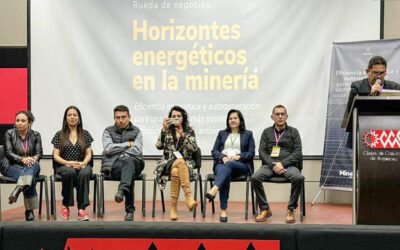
[1,111,42,221]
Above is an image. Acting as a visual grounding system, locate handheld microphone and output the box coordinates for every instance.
[374,79,382,96]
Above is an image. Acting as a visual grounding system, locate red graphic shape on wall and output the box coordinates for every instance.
[0,68,28,124]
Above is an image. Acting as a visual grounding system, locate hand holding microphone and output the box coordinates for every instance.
[371,79,382,96]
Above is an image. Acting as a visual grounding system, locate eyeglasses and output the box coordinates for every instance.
[371,71,386,76]
[273,113,287,117]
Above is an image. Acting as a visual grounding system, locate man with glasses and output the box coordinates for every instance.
[251,105,303,223]
[346,56,400,112]
[345,56,400,148]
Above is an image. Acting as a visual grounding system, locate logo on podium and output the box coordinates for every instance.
[362,130,400,149]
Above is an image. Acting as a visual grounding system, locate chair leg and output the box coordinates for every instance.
[152,179,157,218]
[44,177,50,220]
[39,180,43,216]
[131,180,135,221]
[96,175,100,217]
[203,176,207,218]
[300,181,305,222]
[142,175,146,217]
[50,176,57,220]
[0,182,2,221]
[251,183,255,215]
[99,174,104,218]
[245,176,249,220]
[302,181,306,216]
[210,180,215,214]
[160,189,165,213]
[193,175,198,218]
[50,177,54,216]
[198,174,204,217]
[93,177,97,215]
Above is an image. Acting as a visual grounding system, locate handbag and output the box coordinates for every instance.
[154,158,175,191]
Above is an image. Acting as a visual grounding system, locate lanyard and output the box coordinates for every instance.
[273,129,286,146]
[175,135,181,149]
[20,138,29,156]
[230,134,239,147]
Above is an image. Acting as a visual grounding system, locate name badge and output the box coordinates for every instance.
[173,151,183,159]
[271,146,280,158]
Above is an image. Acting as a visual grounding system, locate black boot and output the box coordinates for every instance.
[25,210,35,221]
[9,186,22,204]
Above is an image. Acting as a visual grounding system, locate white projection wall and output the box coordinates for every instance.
[31,0,380,155]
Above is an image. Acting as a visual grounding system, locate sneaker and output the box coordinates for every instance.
[124,212,134,221]
[285,209,295,223]
[78,210,89,221]
[255,208,272,222]
[61,206,70,219]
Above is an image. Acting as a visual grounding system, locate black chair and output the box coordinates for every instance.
[97,170,147,219]
[152,148,204,218]
[255,159,306,222]
[50,153,98,220]
[0,145,50,221]
[203,171,255,220]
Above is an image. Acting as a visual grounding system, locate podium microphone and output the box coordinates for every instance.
[374,79,382,96]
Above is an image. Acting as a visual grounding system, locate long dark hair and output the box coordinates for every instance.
[225,109,246,133]
[168,106,189,132]
[60,106,85,159]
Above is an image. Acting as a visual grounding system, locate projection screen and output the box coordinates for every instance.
[31,0,380,155]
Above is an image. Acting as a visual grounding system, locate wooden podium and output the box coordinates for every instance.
[344,96,400,225]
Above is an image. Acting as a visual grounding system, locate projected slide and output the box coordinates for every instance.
[31,0,380,155]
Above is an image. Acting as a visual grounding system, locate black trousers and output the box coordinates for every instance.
[56,165,92,210]
[111,156,142,213]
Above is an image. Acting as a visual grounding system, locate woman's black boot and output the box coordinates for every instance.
[8,186,22,204]
[25,210,35,221]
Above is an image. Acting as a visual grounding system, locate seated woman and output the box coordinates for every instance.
[51,106,93,221]
[155,106,198,220]
[1,111,42,221]
[205,109,255,222]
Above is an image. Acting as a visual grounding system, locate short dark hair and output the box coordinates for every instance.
[114,105,130,115]
[16,111,35,123]
[225,109,246,132]
[272,105,287,115]
[368,56,387,69]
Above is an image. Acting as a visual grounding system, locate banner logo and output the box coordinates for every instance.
[362,130,400,149]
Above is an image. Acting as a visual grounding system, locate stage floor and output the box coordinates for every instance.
[2,201,352,224]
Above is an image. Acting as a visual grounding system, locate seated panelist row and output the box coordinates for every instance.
[0,104,303,224]
[2,56,397,223]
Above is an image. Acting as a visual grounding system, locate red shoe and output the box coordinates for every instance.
[61,206,70,220]
[78,210,89,221]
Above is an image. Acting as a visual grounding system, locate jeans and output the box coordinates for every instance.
[214,161,248,209]
[6,162,40,198]
[111,156,142,213]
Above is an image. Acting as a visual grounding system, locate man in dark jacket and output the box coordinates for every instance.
[102,105,144,221]
[346,56,400,113]
[251,105,303,223]
[345,56,400,148]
